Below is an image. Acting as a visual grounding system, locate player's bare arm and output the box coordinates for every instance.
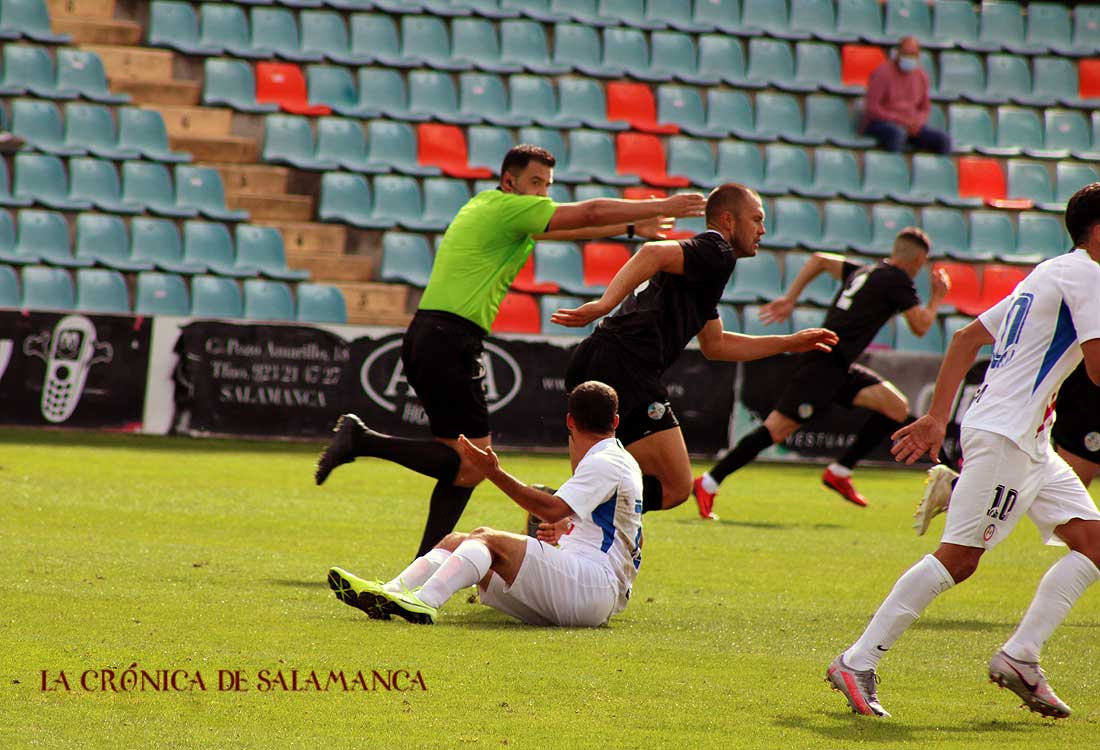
[759,253,846,324]
[457,436,573,522]
[902,266,951,337]
[696,317,839,362]
[892,318,994,464]
[550,240,685,327]
[544,193,705,233]
[535,216,675,242]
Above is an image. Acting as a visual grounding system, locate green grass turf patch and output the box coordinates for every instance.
[2,428,1099,749]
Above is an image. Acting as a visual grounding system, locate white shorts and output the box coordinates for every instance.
[942,428,1100,549]
[478,538,619,627]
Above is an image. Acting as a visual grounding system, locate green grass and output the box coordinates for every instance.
[2,428,1099,749]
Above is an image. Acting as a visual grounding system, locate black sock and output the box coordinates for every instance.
[416,482,474,557]
[838,414,913,469]
[359,430,460,482]
[709,425,775,484]
[641,475,663,513]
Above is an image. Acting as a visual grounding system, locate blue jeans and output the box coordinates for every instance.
[863,119,951,154]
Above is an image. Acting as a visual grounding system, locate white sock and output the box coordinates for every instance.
[1003,551,1099,662]
[700,472,719,494]
[417,539,492,609]
[383,548,451,593]
[844,554,955,671]
[827,462,852,478]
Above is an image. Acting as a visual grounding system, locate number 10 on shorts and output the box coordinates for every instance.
[986,484,1018,521]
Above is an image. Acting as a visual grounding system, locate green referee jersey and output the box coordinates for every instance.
[418,189,557,333]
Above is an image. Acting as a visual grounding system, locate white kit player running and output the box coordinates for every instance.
[826,183,1100,719]
[327,381,643,627]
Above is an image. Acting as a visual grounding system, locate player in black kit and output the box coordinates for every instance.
[1052,362,1100,487]
[552,183,839,515]
[694,227,949,516]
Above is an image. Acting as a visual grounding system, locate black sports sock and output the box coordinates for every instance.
[838,414,914,470]
[360,430,460,482]
[642,475,663,513]
[416,482,474,558]
[709,425,775,484]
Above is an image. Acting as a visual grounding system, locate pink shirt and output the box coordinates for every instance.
[861,60,931,131]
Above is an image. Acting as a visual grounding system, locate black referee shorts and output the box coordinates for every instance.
[1052,364,1100,463]
[401,310,490,439]
[565,332,679,446]
[773,351,885,424]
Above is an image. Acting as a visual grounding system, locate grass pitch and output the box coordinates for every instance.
[3,427,1100,749]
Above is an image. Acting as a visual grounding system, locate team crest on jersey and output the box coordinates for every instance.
[798,402,814,420]
[983,524,996,542]
[647,401,666,420]
[1085,432,1100,453]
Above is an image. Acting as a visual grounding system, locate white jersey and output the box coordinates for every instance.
[966,249,1100,460]
[555,437,643,613]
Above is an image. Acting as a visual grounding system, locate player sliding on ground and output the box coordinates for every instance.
[827,183,1100,720]
[327,381,643,627]
[693,228,949,517]
[315,144,703,559]
[553,183,838,516]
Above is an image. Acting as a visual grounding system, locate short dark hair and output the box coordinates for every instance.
[705,183,757,224]
[892,227,931,259]
[567,381,618,435]
[1065,182,1100,245]
[501,144,556,177]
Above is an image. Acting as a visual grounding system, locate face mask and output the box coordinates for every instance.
[898,56,919,73]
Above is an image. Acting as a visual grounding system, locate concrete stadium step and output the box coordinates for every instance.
[171,134,258,163]
[83,44,201,105]
[227,192,313,222]
[156,106,234,138]
[53,16,141,45]
[287,251,374,283]
[212,164,290,195]
[49,0,116,17]
[334,282,412,326]
[257,221,347,256]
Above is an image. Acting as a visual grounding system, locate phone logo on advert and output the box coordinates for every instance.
[23,315,114,423]
[360,339,522,414]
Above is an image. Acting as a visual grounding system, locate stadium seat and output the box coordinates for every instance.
[885,0,933,44]
[513,128,580,182]
[0,159,30,208]
[696,34,755,89]
[204,58,279,113]
[796,42,858,95]
[740,0,804,39]
[64,103,139,161]
[704,90,760,141]
[844,151,917,203]
[760,143,812,197]
[752,92,819,145]
[935,260,982,315]
[417,123,493,179]
[977,264,1029,312]
[1053,161,1100,206]
[909,154,982,207]
[183,220,257,277]
[785,252,839,307]
[721,249,781,304]
[566,130,637,185]
[850,205,918,256]
[605,81,677,134]
[974,0,1041,55]
[191,275,243,318]
[1067,6,1100,56]
[68,158,142,214]
[741,303,792,336]
[459,73,530,127]
[602,26,673,82]
[533,241,598,295]
[948,104,1000,155]
[1025,3,1072,55]
[1000,107,1068,159]
[499,19,569,75]
[552,23,613,78]
[263,114,336,170]
[317,171,394,229]
[236,224,309,281]
[74,213,150,272]
[255,62,331,115]
[198,4,269,58]
[745,38,814,92]
[510,252,558,294]
[243,279,294,321]
[452,17,521,74]
[760,198,821,250]
[541,293,592,336]
[300,9,369,64]
[402,15,471,72]
[120,161,196,218]
[467,126,513,174]
[930,0,981,49]
[655,85,720,139]
[787,0,847,41]
[295,283,346,324]
[1031,57,1090,109]
[895,316,944,353]
[175,165,249,221]
[556,77,629,131]
[135,272,190,316]
[149,1,221,54]
[836,0,892,44]
[509,76,580,129]
[402,177,469,232]
[21,265,75,310]
[313,117,376,173]
[56,49,129,104]
[935,51,984,102]
[966,210,1015,262]
[501,0,569,23]
[13,153,92,211]
[360,120,437,177]
[380,232,434,287]
[1044,109,1094,159]
[1016,212,1069,262]
[1078,59,1100,102]
[358,68,426,122]
[717,303,740,331]
[346,13,415,68]
[492,291,540,333]
[957,156,1006,203]
[807,200,871,253]
[16,209,91,267]
[920,207,971,260]
[1,44,73,99]
[794,148,857,200]
[580,241,629,290]
[251,7,322,62]
[306,65,376,117]
[616,133,688,188]
[0,210,19,264]
[1005,159,1055,210]
[130,217,202,274]
[648,30,716,85]
[666,137,718,189]
[407,70,479,124]
[11,98,84,156]
[802,95,874,148]
[75,268,129,313]
[0,263,17,306]
[839,44,886,88]
[715,141,764,188]
[0,0,70,42]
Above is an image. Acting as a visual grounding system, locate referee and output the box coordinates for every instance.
[315,144,706,557]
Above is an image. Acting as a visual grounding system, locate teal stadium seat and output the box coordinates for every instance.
[121,161,197,218]
[540,294,593,336]
[452,17,521,74]
[74,213,151,271]
[752,92,821,145]
[263,114,338,170]
[0,158,30,207]
[0,0,71,43]
[807,200,870,253]
[920,207,973,260]
[314,117,379,173]
[500,21,569,75]
[235,224,309,281]
[348,13,417,69]
[516,127,586,183]
[17,209,92,267]
[760,143,812,196]
[648,30,714,86]
[148,1,221,56]
[466,125,514,174]
[804,95,875,148]
[76,268,129,313]
[717,304,740,331]
[715,141,764,188]
[0,263,19,306]
[203,58,279,113]
[11,98,84,156]
[408,70,479,125]
[706,90,762,141]
[666,136,718,189]
[64,103,139,160]
[0,209,20,264]
[741,303,792,337]
[740,0,806,39]
[850,205,918,256]
[973,0,1041,55]
[363,120,439,176]
[131,217,204,274]
[401,15,471,72]
[936,51,984,102]
[785,251,840,306]
[797,42,858,95]
[1044,110,1094,159]
[1,44,72,98]
[300,10,369,65]
[199,4,269,59]
[836,0,892,45]
[1006,159,1059,210]
[69,158,142,214]
[949,104,999,155]
[174,165,249,221]
[909,154,982,208]
[318,171,391,229]
[307,65,377,117]
[745,38,809,92]
[1025,3,1072,55]
[931,0,981,49]
[798,147,860,200]
[56,49,133,103]
[251,7,322,62]
[401,177,470,232]
[358,68,428,122]
[295,283,347,323]
[601,27,670,83]
[1066,6,1100,56]
[690,0,741,35]
[191,275,243,318]
[885,0,934,44]
[896,316,944,353]
[535,241,601,295]
[967,210,1015,262]
[183,220,258,277]
[696,34,754,89]
[656,85,722,139]
[556,77,628,131]
[566,130,636,185]
[117,107,191,162]
[722,249,781,303]
[380,231,433,287]
[459,73,530,127]
[599,0,664,29]
[841,151,907,203]
[13,153,92,211]
[1016,212,1069,261]
[509,76,580,129]
[1054,162,1100,205]
[135,272,190,316]
[760,198,821,250]
[21,265,75,310]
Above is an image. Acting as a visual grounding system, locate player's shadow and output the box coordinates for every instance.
[671,518,845,531]
[773,713,1049,743]
[912,617,1015,632]
[267,578,330,589]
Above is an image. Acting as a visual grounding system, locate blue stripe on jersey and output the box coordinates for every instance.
[1032,300,1077,395]
[592,492,617,553]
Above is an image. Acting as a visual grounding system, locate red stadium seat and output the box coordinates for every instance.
[957,156,1006,203]
[417,124,493,179]
[582,242,631,289]
[1079,59,1100,100]
[616,133,690,188]
[511,256,559,294]
[623,187,665,200]
[492,291,540,333]
[935,261,983,316]
[978,263,1030,313]
[255,62,330,116]
[840,45,887,88]
[606,82,679,135]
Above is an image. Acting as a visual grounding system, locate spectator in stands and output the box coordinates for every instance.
[861,36,950,155]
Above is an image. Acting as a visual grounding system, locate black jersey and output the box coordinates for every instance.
[824,260,920,364]
[594,230,736,372]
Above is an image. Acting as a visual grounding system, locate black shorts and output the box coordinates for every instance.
[1052,364,1100,463]
[401,310,489,439]
[773,351,884,423]
[565,332,679,446]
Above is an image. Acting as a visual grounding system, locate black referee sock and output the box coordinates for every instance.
[709,425,775,484]
[642,475,663,513]
[838,414,914,470]
[360,430,461,482]
[416,483,474,558]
